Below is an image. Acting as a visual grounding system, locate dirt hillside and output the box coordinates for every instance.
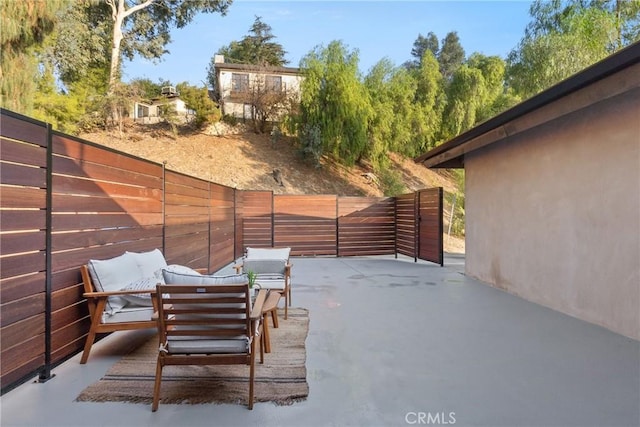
[81,123,464,253]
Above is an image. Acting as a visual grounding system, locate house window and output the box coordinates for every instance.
[232,73,249,93]
[137,104,149,118]
[265,75,282,92]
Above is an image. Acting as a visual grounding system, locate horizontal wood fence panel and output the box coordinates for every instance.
[0,252,46,280]
[237,191,273,251]
[0,210,45,231]
[338,197,395,256]
[52,134,162,177]
[164,192,211,207]
[1,162,46,187]
[396,193,418,259]
[52,175,162,200]
[50,322,85,363]
[0,293,46,328]
[0,114,47,146]
[52,193,162,213]
[0,230,45,255]
[51,308,84,339]
[1,316,45,351]
[274,195,337,256]
[51,227,162,252]
[418,188,443,266]
[1,138,48,166]
[53,155,162,190]
[0,186,46,209]
[0,273,45,304]
[51,287,84,314]
[0,336,45,390]
[52,212,163,231]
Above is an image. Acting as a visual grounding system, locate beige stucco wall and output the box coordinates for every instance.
[465,87,640,340]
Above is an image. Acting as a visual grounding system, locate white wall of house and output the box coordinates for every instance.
[464,65,640,339]
[217,68,302,120]
[131,98,192,124]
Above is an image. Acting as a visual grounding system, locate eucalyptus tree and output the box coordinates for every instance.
[299,41,372,166]
[104,0,231,96]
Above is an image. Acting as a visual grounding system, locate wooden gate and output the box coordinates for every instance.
[418,188,444,266]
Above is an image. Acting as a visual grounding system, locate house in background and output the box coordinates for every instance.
[131,86,195,124]
[213,55,303,121]
[416,42,640,340]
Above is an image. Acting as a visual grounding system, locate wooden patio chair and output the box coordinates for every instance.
[152,284,266,411]
[79,263,158,364]
[234,247,292,319]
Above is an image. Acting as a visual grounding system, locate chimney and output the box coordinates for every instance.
[214,55,224,64]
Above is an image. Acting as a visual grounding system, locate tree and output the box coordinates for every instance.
[506,1,632,98]
[406,32,439,69]
[0,0,65,113]
[299,41,372,166]
[438,31,465,81]
[104,0,231,97]
[409,50,445,154]
[207,16,288,91]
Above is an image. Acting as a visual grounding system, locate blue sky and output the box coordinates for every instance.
[122,0,534,86]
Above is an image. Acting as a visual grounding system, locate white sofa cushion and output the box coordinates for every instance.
[88,252,142,315]
[126,249,167,278]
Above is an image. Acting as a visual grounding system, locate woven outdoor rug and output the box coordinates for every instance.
[76,308,309,406]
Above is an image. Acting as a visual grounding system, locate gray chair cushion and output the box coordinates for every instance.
[166,337,249,354]
[243,258,287,276]
[162,270,247,285]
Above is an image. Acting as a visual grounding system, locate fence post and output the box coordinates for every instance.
[39,123,54,383]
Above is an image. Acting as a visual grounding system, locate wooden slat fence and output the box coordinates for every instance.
[418,188,444,266]
[396,192,418,260]
[0,108,443,393]
[236,191,273,254]
[338,197,396,257]
[0,113,48,391]
[275,195,338,256]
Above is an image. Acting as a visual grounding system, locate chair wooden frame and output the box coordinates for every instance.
[152,284,266,411]
[79,265,158,364]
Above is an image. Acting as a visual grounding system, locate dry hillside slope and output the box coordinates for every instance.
[81,123,464,252]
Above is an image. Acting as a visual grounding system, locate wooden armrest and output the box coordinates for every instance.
[83,289,158,298]
[250,289,267,320]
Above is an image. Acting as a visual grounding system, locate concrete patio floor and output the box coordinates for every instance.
[1,254,638,427]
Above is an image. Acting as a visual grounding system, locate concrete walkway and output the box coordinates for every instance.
[1,254,638,427]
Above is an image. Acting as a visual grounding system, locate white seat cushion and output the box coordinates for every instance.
[255,278,286,291]
[102,306,154,323]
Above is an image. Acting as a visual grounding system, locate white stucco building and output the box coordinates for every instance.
[213,55,302,121]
